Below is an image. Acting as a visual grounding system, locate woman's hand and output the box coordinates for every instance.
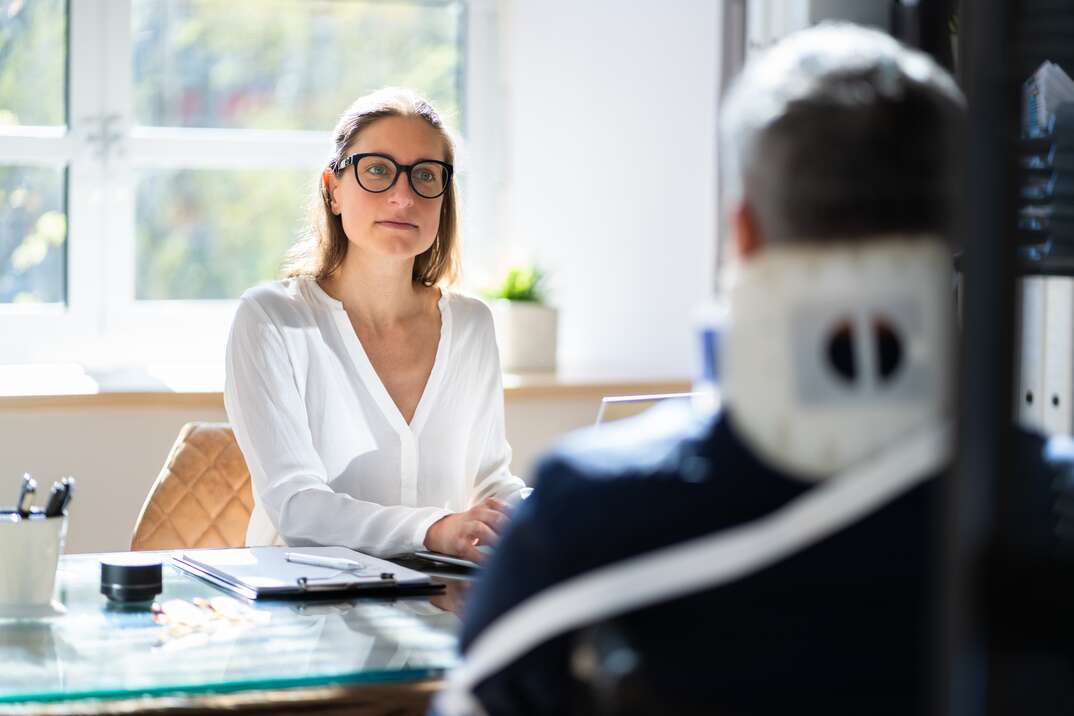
[424,497,510,563]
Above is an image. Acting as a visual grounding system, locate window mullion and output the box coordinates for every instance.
[65,0,113,348]
[128,128,330,169]
[461,0,504,285]
[97,0,136,339]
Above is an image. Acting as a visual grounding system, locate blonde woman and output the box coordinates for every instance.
[224,88,524,562]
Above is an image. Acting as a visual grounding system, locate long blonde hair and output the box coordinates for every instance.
[282,88,460,285]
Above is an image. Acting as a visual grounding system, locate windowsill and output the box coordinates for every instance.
[0,363,691,408]
[0,363,225,396]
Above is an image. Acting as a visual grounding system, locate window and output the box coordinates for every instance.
[0,0,495,365]
[0,0,67,309]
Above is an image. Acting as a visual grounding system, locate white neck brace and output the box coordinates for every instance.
[720,236,954,480]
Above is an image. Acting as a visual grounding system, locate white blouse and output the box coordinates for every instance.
[223,277,526,557]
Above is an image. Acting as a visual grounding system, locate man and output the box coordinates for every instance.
[439,23,968,715]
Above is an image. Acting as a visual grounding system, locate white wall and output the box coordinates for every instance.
[0,405,229,555]
[502,0,721,378]
[0,395,608,555]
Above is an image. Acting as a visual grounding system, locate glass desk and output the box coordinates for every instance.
[0,552,468,714]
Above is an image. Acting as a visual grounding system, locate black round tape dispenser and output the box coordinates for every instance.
[100,556,162,604]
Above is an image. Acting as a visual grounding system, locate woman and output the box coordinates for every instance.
[224,88,524,563]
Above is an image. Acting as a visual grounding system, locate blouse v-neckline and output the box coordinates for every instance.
[308,279,452,439]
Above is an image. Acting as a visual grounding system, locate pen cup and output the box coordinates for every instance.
[0,512,68,618]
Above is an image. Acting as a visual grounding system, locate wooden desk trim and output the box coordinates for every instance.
[0,393,227,410]
[0,679,442,715]
[1,379,691,410]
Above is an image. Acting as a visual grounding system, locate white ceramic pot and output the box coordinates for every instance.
[489,300,558,373]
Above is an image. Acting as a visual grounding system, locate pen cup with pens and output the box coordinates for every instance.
[0,474,75,618]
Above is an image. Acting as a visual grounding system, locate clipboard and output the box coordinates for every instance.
[412,550,480,570]
[172,546,442,600]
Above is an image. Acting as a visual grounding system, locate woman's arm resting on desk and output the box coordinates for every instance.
[425,497,510,563]
[279,487,450,556]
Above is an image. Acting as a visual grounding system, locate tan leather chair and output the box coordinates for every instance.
[131,422,253,551]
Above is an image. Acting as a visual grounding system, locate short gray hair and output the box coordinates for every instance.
[720,22,966,243]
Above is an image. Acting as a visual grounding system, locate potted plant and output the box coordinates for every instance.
[485,266,558,373]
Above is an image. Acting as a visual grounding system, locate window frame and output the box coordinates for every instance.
[0,0,498,366]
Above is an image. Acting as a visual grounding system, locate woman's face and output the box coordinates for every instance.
[327,115,448,267]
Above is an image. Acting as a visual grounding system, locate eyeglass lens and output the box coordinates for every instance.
[355,156,448,198]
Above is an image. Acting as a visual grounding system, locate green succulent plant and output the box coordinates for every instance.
[485,266,547,303]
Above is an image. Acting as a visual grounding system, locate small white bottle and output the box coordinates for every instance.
[692,300,727,414]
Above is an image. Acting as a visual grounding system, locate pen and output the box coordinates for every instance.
[285,552,367,571]
[16,473,36,518]
[44,480,66,518]
[59,477,75,514]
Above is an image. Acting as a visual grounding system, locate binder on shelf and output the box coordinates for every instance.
[1018,86,1074,272]
[1024,62,1074,139]
[1017,277,1046,431]
[1042,277,1074,436]
[1020,171,1074,202]
[1019,205,1074,239]
[1021,145,1074,171]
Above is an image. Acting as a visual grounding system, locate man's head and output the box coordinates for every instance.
[717,24,962,479]
[719,23,966,257]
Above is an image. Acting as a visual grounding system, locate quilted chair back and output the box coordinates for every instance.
[131,422,253,550]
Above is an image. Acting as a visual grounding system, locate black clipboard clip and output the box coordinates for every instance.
[296,572,398,592]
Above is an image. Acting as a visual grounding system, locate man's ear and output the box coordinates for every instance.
[731,202,762,259]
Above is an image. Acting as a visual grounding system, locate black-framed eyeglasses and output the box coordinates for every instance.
[337,152,453,199]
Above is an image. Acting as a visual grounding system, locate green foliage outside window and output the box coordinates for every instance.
[133,0,463,131]
[0,0,67,304]
[0,0,66,128]
[0,167,66,304]
[135,168,312,300]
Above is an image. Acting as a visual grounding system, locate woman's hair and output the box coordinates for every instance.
[282,87,460,285]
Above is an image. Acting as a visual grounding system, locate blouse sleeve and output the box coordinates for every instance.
[224,297,450,557]
[468,306,529,507]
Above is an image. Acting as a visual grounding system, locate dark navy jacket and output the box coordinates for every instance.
[456,406,1066,715]
[458,405,941,715]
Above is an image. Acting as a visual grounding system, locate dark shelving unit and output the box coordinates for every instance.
[943,1,1074,714]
